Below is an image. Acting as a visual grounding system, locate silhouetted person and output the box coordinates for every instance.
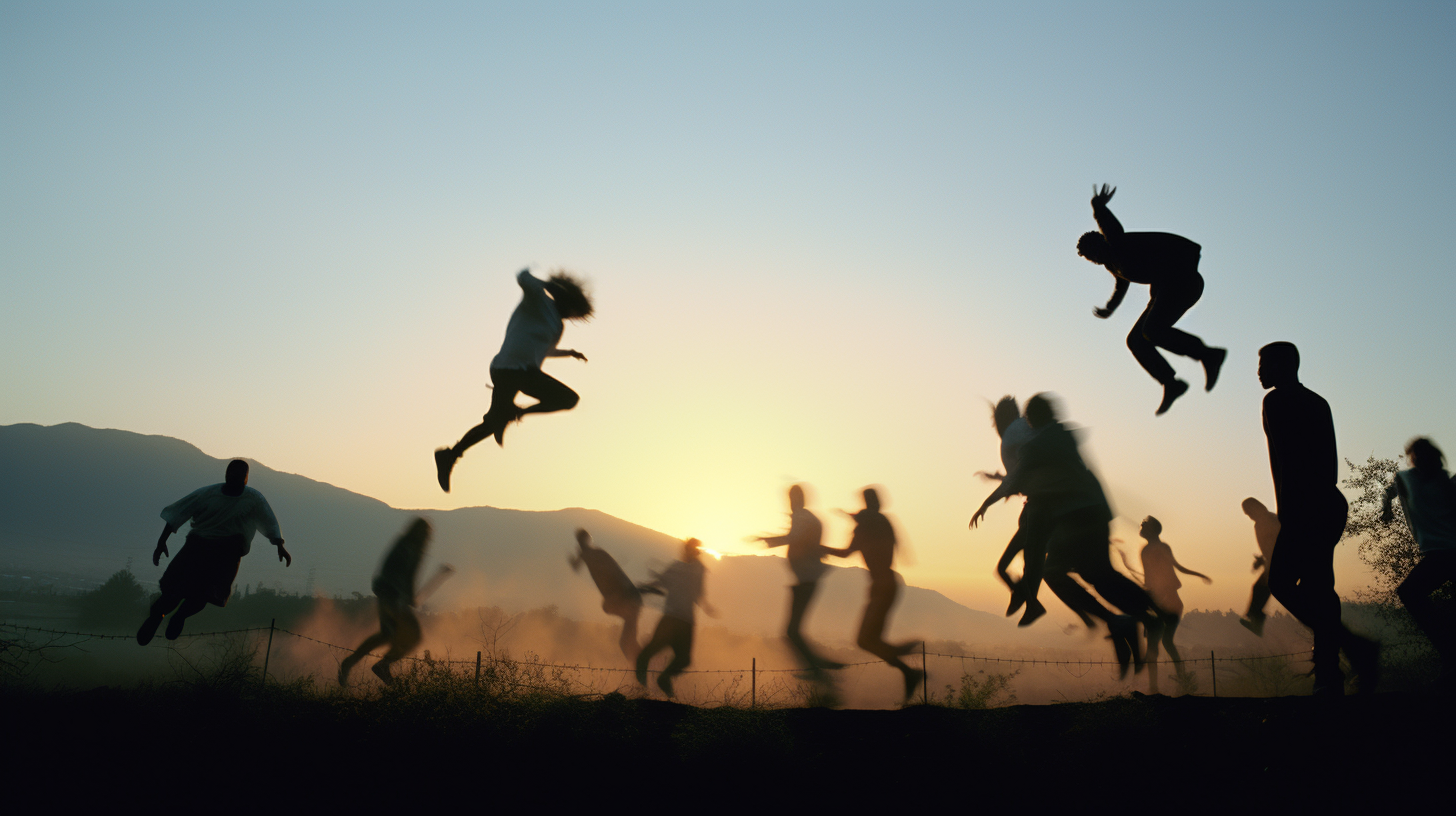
[972,396,1050,626]
[435,268,593,492]
[569,528,644,661]
[1259,341,1378,694]
[830,488,924,703]
[635,538,715,698]
[754,484,844,679]
[1381,437,1456,676]
[339,518,453,686]
[1078,185,1226,415]
[975,394,1158,676]
[137,460,290,645]
[1128,516,1210,683]
[1239,497,1280,636]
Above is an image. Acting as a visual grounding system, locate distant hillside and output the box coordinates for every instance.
[0,422,1032,647]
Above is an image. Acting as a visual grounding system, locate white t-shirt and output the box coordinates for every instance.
[1395,468,1456,552]
[160,484,282,555]
[490,270,563,371]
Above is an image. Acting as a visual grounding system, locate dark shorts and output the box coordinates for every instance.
[159,533,247,607]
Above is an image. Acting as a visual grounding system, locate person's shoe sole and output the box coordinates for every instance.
[137,614,163,646]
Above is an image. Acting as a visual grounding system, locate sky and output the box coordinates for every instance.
[3,1,1454,620]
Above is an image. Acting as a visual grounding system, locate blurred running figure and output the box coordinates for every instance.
[1381,437,1456,675]
[754,485,844,679]
[1238,497,1281,636]
[339,517,453,686]
[1127,516,1210,689]
[1078,185,1226,415]
[435,268,593,492]
[635,538,715,698]
[1260,341,1378,695]
[570,528,645,661]
[972,396,1051,626]
[832,488,924,703]
[137,460,290,645]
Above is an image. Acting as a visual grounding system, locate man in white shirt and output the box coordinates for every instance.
[137,460,290,644]
[435,268,594,492]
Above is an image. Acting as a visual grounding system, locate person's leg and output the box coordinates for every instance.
[137,592,183,645]
[514,369,580,417]
[1398,551,1456,666]
[1160,612,1183,665]
[1042,530,1108,628]
[1268,503,1357,692]
[997,527,1024,604]
[618,603,643,662]
[785,582,825,669]
[636,616,673,686]
[658,618,694,697]
[375,607,422,684]
[452,371,526,456]
[1141,275,1210,364]
[164,597,208,640]
[1015,506,1051,625]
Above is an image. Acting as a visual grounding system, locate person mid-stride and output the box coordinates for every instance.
[1077,185,1226,415]
[435,267,594,492]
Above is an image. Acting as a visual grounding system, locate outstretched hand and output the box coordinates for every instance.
[1093,306,1114,319]
[969,507,988,529]
[273,539,292,567]
[152,543,168,566]
[1092,183,1115,207]
[569,350,588,362]
[975,470,1005,482]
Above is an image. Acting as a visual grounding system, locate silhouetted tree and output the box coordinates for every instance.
[1342,456,1422,606]
[77,568,150,628]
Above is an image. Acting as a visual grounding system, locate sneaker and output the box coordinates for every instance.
[1155,379,1190,416]
[434,448,456,493]
[1005,585,1026,617]
[493,407,524,447]
[1239,616,1265,637]
[902,668,925,703]
[1018,599,1047,627]
[635,664,648,687]
[136,613,163,646]
[1203,347,1227,391]
[656,672,675,698]
[1108,616,1141,679]
[338,657,358,687]
[164,612,187,640]
[371,662,394,685]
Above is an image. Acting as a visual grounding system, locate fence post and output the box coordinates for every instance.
[260,618,275,689]
[1210,650,1217,697]
[751,657,756,708]
[475,650,482,686]
[921,641,929,705]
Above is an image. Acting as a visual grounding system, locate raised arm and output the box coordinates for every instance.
[1381,478,1401,522]
[1172,555,1212,584]
[1091,184,1123,240]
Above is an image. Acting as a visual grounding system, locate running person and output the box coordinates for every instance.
[1381,437,1456,674]
[972,395,1052,626]
[1077,185,1226,415]
[1129,516,1211,672]
[570,528,645,661]
[635,538,715,698]
[754,484,844,680]
[1238,497,1280,636]
[435,268,593,492]
[339,517,453,685]
[137,459,290,644]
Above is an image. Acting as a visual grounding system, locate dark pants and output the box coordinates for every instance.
[637,615,694,681]
[1043,508,1158,625]
[1246,571,1271,620]
[1398,549,1456,665]
[786,582,833,669]
[455,367,580,454]
[998,502,1050,604]
[1128,272,1209,384]
[1268,496,1353,680]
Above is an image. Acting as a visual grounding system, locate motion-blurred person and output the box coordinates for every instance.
[1260,341,1378,695]
[1381,437,1456,675]
[972,395,1051,626]
[830,488,924,703]
[974,394,1159,676]
[1077,185,1226,415]
[435,268,593,492]
[570,528,645,661]
[1129,516,1210,685]
[339,517,453,686]
[137,460,290,645]
[635,538,715,698]
[1238,497,1280,636]
[753,484,844,680]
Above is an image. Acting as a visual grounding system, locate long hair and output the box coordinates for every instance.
[991,396,1019,435]
[546,270,594,320]
[1406,437,1446,472]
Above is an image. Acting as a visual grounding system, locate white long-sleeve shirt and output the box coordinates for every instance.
[490,270,564,371]
[160,484,281,555]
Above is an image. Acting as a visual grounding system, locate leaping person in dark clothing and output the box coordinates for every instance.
[1077,185,1226,415]
[435,268,593,492]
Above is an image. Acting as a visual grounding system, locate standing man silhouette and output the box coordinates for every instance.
[137,459,290,644]
[1259,341,1378,694]
[1078,185,1226,415]
[435,268,593,492]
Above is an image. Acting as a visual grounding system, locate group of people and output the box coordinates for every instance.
[133,186,1455,700]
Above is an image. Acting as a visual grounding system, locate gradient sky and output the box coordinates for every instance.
[4,1,1453,619]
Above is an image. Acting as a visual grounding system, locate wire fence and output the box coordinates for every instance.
[2,618,1349,706]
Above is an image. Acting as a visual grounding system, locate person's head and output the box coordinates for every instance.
[225,459,249,488]
[1077,232,1111,266]
[862,487,881,513]
[1140,516,1162,539]
[683,537,703,561]
[1407,437,1446,472]
[788,484,806,512]
[545,271,594,320]
[991,395,1020,436]
[1242,497,1269,520]
[400,517,432,551]
[1024,393,1059,429]
[1258,342,1300,389]
[575,528,593,552]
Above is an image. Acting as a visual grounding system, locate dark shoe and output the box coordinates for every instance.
[902,668,925,704]
[1155,379,1190,416]
[1018,599,1046,627]
[493,407,524,447]
[136,613,163,646]
[434,448,457,493]
[1239,615,1265,637]
[164,612,187,641]
[656,672,675,698]
[1108,625,1132,679]
[1203,347,1227,391]
[371,662,394,685]
[1005,585,1026,617]
[635,663,648,687]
